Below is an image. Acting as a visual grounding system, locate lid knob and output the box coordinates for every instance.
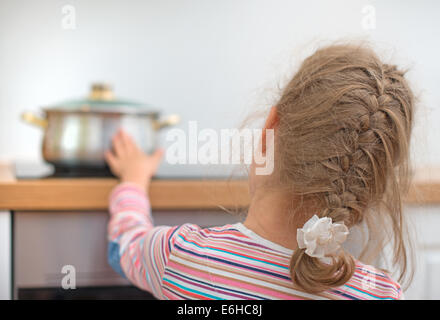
[89,83,115,101]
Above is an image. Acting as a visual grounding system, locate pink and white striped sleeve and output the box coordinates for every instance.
[107,182,179,298]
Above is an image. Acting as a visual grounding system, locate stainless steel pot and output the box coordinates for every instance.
[22,84,179,168]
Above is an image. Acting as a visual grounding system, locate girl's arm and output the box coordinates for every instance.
[105,129,171,297]
[107,182,179,296]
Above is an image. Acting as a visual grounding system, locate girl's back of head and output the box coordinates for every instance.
[273,44,414,293]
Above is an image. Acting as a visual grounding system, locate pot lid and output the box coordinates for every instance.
[44,83,157,114]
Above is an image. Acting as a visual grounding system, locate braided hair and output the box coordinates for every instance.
[275,44,414,293]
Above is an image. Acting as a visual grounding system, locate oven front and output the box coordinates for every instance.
[13,210,239,299]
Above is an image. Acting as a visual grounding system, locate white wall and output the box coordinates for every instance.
[0,0,439,169]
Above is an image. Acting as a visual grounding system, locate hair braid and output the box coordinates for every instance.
[275,44,414,293]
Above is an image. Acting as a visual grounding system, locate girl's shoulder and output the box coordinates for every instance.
[170,223,247,246]
[337,260,403,300]
[174,223,242,235]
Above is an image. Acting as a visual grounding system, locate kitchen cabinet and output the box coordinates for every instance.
[0,164,13,300]
[0,211,11,300]
[0,163,247,299]
[403,206,440,299]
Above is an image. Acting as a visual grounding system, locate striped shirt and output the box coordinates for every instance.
[107,182,403,300]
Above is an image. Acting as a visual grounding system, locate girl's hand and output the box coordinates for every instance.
[105,129,164,192]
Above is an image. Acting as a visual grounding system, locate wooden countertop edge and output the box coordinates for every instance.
[0,177,251,211]
[0,163,439,211]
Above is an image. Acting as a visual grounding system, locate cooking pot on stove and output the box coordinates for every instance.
[22,83,179,168]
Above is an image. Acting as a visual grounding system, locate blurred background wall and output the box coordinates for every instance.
[0,0,439,170]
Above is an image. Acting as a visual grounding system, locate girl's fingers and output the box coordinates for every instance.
[104,150,119,175]
[121,130,136,153]
[150,148,164,173]
[153,148,164,161]
[112,130,126,157]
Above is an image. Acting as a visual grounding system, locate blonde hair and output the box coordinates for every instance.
[273,44,414,293]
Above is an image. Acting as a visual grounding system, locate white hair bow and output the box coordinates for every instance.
[296,215,349,258]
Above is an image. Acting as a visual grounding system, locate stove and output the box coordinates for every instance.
[11,161,242,300]
[13,161,245,179]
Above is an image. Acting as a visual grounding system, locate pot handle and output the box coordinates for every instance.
[153,114,180,130]
[21,112,48,128]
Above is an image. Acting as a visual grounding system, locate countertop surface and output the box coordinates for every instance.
[0,163,439,211]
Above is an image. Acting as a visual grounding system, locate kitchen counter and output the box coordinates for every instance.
[0,163,249,211]
[0,163,439,211]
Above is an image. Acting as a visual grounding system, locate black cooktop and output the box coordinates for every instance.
[13,162,243,180]
[50,165,115,178]
[14,162,114,179]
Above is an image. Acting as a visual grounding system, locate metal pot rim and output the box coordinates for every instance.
[43,107,160,117]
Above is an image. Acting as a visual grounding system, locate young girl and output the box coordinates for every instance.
[105,44,414,300]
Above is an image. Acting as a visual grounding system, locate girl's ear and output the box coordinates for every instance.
[262,106,279,153]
